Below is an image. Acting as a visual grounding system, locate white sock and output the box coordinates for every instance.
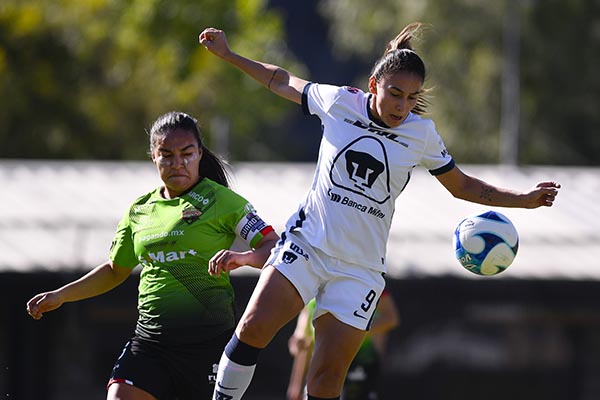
[213,352,256,400]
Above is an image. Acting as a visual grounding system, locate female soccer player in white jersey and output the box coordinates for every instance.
[199,23,560,400]
[26,111,279,400]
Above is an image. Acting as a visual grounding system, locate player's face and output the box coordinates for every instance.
[368,71,423,128]
[152,128,202,198]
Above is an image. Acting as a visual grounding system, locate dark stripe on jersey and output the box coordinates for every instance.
[399,167,414,194]
[429,159,455,176]
[288,208,306,232]
[301,83,313,115]
[277,231,287,247]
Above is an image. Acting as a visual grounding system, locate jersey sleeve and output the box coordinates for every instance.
[421,120,455,175]
[109,208,139,268]
[302,83,343,118]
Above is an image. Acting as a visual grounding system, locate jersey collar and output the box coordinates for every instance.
[366,94,391,129]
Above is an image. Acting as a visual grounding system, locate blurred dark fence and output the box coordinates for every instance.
[3,272,600,400]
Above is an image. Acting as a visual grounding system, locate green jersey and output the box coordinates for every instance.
[110,178,273,344]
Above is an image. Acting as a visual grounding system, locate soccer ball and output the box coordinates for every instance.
[453,211,519,276]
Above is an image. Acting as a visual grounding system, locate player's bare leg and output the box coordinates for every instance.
[236,265,305,346]
[307,313,367,398]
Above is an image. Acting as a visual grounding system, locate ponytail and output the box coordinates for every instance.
[371,22,430,115]
[383,22,422,56]
[199,145,231,188]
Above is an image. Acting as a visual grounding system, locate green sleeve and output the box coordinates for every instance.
[109,208,139,268]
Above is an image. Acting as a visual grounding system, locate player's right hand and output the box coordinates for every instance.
[26,291,64,320]
[199,27,231,59]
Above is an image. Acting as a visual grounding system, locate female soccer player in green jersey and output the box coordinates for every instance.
[26,111,279,400]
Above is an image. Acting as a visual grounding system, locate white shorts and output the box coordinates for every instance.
[266,231,386,331]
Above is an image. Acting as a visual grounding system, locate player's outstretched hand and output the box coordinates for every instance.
[199,27,231,59]
[525,181,561,208]
[26,291,64,320]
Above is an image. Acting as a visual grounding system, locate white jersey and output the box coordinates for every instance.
[284,83,454,272]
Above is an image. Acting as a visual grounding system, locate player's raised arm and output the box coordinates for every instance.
[199,27,309,105]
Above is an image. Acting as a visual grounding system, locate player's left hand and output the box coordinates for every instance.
[208,249,248,276]
[525,181,561,208]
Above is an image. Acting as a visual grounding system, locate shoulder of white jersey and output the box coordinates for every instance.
[403,112,424,123]
[338,85,368,103]
[402,112,437,130]
[340,85,364,95]
[310,83,366,98]
[332,85,369,113]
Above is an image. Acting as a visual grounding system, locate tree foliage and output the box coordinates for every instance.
[520,0,600,165]
[318,0,600,165]
[1,0,598,164]
[0,0,303,160]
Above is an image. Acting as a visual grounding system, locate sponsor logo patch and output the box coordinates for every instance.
[289,242,309,261]
[327,190,385,219]
[182,206,202,224]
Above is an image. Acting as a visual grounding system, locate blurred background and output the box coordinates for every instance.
[1,0,599,399]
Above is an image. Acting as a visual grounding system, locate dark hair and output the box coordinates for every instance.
[149,111,231,187]
[371,22,430,115]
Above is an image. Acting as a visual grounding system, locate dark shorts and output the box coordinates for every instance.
[107,330,233,400]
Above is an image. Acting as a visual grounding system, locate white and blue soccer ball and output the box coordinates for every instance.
[453,211,519,276]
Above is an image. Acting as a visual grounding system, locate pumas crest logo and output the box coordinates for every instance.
[330,136,391,204]
[182,206,202,224]
[281,251,298,264]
